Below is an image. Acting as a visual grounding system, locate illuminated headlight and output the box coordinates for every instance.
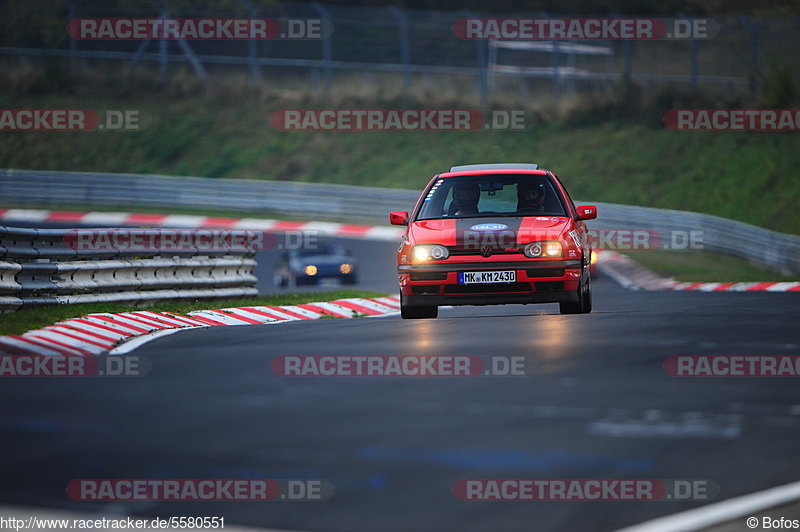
[339,263,353,274]
[524,242,562,258]
[590,250,598,264]
[412,244,449,261]
[304,265,318,276]
[544,242,562,257]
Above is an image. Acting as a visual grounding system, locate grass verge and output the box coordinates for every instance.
[0,290,389,336]
[1,90,799,235]
[619,250,797,282]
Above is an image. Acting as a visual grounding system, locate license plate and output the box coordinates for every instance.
[458,271,516,284]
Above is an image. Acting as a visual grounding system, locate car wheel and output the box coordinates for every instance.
[274,272,289,288]
[400,296,438,319]
[560,272,592,315]
[583,273,592,313]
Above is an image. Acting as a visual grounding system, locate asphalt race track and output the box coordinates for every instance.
[1,234,800,531]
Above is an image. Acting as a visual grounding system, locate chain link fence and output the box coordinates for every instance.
[1,1,797,101]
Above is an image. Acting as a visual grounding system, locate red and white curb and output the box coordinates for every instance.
[0,208,403,241]
[598,250,800,292]
[0,296,401,356]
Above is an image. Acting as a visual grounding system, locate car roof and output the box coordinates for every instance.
[449,163,540,172]
[440,167,548,177]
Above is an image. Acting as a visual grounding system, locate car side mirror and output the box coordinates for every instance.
[390,211,409,225]
[576,205,597,220]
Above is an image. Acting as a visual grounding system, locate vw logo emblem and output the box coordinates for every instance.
[470,223,508,231]
[480,246,493,257]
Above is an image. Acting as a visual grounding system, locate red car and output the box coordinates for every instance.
[390,164,596,319]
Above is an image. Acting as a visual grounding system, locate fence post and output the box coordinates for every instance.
[68,0,77,72]
[623,41,633,82]
[159,7,168,86]
[677,13,698,90]
[552,41,561,102]
[611,13,633,83]
[388,6,411,90]
[535,11,562,102]
[242,0,260,84]
[738,14,759,97]
[464,11,487,103]
[312,2,333,91]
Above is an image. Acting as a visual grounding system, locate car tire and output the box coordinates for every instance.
[560,272,592,315]
[400,296,438,319]
[274,272,290,288]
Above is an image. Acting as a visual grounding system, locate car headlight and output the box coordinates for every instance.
[524,241,562,258]
[304,265,318,276]
[412,244,449,261]
[590,250,598,264]
[339,263,353,274]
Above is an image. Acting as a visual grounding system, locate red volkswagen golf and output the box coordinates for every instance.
[390,164,597,319]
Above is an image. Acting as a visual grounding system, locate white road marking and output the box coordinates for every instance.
[617,479,800,532]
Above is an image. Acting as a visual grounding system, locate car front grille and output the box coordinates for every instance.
[526,268,564,278]
[444,282,531,294]
[410,272,449,281]
[447,247,522,256]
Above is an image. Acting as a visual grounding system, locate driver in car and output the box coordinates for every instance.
[450,182,481,216]
[517,181,547,212]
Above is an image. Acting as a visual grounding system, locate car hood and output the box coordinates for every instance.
[409,216,572,246]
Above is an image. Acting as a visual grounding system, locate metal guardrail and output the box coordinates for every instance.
[0,225,258,312]
[588,202,800,275]
[0,169,419,222]
[1,169,798,275]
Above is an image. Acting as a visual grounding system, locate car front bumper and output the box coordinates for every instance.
[398,259,584,307]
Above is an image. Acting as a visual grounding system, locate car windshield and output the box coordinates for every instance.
[296,243,344,257]
[416,174,566,221]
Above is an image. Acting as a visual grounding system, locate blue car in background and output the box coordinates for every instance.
[274,242,358,287]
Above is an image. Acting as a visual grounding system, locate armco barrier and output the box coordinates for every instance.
[0,225,257,312]
[1,169,798,274]
[0,169,419,223]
